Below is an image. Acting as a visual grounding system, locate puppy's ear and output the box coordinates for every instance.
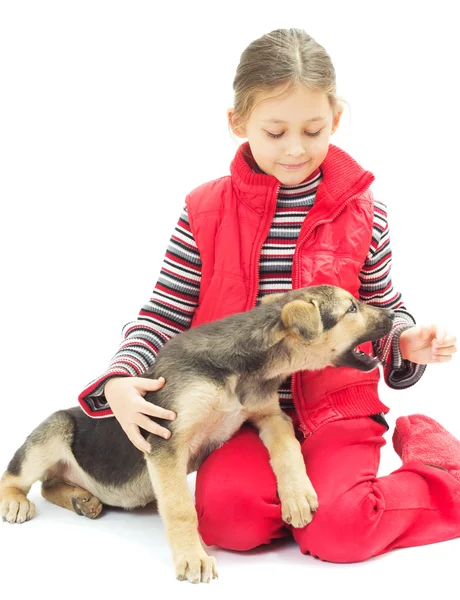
[260,293,285,305]
[281,300,322,340]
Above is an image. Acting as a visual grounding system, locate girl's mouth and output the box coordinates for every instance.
[280,161,309,170]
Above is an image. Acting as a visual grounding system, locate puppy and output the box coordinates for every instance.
[0,284,394,583]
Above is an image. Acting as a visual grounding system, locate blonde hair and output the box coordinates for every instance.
[228,28,346,141]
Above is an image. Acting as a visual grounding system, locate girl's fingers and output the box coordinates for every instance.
[433,335,457,349]
[433,355,453,363]
[136,413,172,440]
[136,376,166,393]
[139,399,176,421]
[125,424,152,454]
[435,326,447,345]
[432,345,457,357]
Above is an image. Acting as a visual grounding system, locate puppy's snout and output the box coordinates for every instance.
[380,309,396,335]
[375,307,395,322]
[372,307,395,336]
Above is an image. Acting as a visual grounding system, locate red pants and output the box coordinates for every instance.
[195,415,460,562]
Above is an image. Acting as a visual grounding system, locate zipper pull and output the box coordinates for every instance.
[299,423,312,439]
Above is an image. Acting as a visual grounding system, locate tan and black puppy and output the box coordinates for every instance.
[0,285,394,583]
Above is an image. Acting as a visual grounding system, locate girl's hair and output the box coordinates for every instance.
[229,28,345,140]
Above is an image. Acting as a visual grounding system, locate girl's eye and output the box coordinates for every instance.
[266,130,322,139]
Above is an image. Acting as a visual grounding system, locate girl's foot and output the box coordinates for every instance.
[392,414,460,482]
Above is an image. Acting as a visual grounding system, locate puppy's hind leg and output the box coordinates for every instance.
[0,410,74,524]
[41,479,103,519]
[145,443,218,584]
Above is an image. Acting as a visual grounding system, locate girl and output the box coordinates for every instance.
[78,28,458,562]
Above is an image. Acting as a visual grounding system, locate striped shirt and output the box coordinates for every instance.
[80,166,426,415]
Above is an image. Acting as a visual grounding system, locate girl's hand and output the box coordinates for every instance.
[104,376,176,453]
[399,325,457,365]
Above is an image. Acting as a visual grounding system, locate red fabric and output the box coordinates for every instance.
[393,414,460,482]
[195,415,460,561]
[186,142,389,436]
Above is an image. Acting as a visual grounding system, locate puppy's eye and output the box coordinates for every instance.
[347,303,357,313]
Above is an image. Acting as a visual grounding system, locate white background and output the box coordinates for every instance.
[0,1,459,598]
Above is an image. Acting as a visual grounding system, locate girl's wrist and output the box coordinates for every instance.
[396,325,414,363]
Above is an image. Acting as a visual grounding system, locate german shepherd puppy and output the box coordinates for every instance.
[0,285,394,583]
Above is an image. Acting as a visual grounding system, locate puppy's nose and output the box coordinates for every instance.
[387,310,396,320]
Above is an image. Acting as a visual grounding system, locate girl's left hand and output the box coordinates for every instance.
[399,325,457,365]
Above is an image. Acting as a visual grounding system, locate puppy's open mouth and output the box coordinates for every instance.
[334,343,380,372]
[349,345,380,371]
[333,316,394,372]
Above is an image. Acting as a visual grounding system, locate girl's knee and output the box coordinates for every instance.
[194,427,284,551]
[196,483,284,551]
[295,494,381,563]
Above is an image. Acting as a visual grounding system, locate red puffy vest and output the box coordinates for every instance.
[186,141,390,436]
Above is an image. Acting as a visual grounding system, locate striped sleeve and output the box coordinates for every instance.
[358,199,427,389]
[78,205,203,417]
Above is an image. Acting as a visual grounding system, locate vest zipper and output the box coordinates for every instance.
[251,183,311,436]
[291,375,311,438]
[291,193,363,438]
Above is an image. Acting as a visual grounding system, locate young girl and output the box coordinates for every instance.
[78,28,458,562]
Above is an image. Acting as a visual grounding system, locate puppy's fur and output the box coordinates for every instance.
[0,285,394,583]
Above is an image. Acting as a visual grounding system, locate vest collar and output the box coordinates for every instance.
[230,141,375,208]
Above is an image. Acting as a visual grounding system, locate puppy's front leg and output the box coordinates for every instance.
[252,410,318,528]
[145,449,218,584]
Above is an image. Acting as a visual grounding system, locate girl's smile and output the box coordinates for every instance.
[279,160,310,170]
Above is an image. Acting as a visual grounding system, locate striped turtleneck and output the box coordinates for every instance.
[255,165,321,298]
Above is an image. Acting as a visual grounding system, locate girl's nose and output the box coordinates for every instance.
[285,144,306,158]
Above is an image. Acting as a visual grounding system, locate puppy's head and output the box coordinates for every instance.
[261,284,395,372]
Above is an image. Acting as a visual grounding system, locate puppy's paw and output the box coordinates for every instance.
[0,489,36,524]
[280,485,318,528]
[174,550,218,584]
[71,491,103,519]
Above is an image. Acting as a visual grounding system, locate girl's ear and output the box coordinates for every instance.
[227,108,247,138]
[331,102,344,135]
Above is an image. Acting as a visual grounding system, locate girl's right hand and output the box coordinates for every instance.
[104,376,176,453]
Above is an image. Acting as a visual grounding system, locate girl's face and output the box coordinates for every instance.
[229,85,343,185]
